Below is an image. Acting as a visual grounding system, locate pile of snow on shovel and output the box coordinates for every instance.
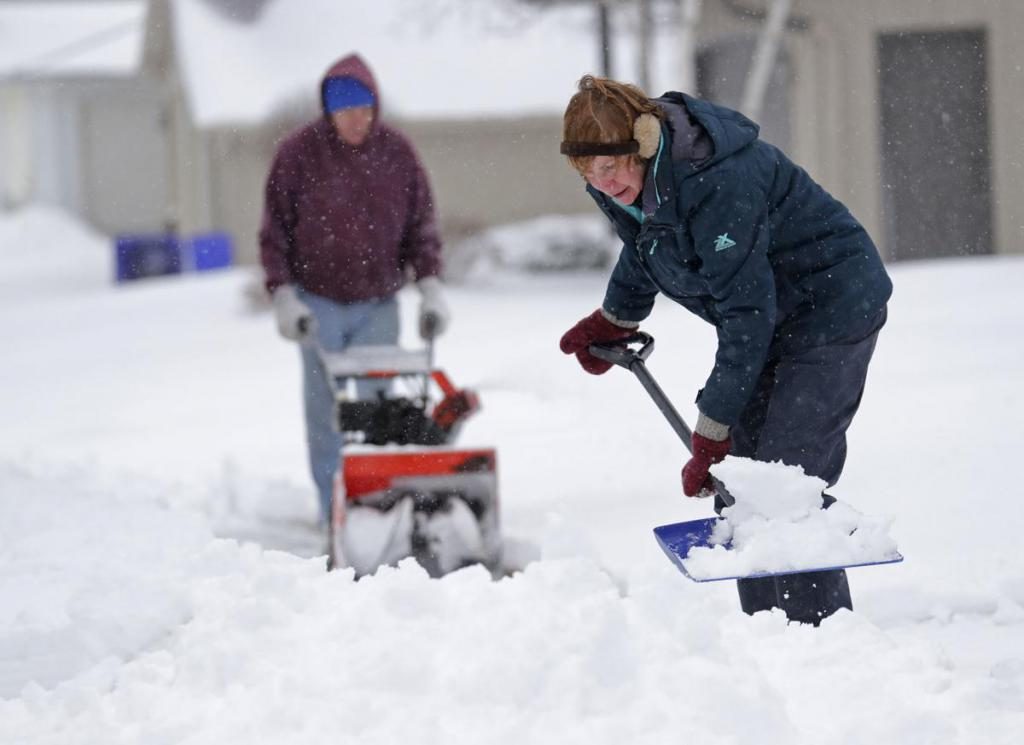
[682,457,900,580]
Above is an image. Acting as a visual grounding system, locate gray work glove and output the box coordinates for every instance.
[272,285,316,341]
[416,276,450,340]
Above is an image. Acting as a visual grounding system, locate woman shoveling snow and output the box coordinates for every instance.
[557,75,892,625]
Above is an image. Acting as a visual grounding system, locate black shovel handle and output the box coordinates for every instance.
[589,333,735,507]
[588,331,655,367]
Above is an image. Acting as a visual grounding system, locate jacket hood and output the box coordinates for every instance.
[656,92,760,170]
[320,53,381,127]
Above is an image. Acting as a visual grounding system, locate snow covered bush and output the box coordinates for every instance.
[445,214,619,281]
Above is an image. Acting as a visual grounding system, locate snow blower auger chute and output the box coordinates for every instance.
[316,340,501,579]
[588,332,903,583]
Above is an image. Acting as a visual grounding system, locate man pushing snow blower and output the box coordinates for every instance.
[557,75,893,626]
[258,52,484,572]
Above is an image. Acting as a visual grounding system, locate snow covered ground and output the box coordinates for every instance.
[1,206,1022,743]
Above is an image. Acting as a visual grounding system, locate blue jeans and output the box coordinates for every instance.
[298,289,400,521]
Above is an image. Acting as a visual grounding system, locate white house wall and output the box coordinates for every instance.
[18,86,82,215]
[201,126,278,267]
[0,85,33,208]
[77,80,171,234]
[402,116,594,240]
[987,5,1024,256]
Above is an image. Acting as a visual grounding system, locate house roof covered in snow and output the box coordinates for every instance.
[0,0,145,79]
[171,0,613,126]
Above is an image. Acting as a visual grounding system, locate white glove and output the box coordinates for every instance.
[416,276,450,340]
[272,285,316,341]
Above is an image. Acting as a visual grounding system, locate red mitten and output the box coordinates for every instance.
[559,309,635,375]
[682,433,732,497]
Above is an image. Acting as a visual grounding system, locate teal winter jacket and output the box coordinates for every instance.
[593,93,892,427]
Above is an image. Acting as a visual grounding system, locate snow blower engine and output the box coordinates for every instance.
[316,342,501,578]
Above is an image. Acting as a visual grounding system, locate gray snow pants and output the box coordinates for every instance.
[717,309,886,626]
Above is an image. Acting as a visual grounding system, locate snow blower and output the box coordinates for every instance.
[588,332,903,582]
[316,340,501,578]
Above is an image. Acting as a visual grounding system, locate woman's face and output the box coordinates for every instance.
[583,155,645,204]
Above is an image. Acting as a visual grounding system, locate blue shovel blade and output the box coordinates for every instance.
[653,517,905,583]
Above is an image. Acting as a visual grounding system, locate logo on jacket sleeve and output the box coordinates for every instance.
[713,233,737,251]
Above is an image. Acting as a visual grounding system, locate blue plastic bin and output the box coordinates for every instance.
[114,232,234,282]
[115,234,182,282]
[189,232,233,271]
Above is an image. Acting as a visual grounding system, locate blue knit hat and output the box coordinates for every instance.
[323,77,375,112]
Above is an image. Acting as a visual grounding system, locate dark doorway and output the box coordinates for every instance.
[877,30,993,260]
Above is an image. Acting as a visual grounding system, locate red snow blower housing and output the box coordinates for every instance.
[316,342,501,578]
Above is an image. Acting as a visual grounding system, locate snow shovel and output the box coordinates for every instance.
[588,333,903,582]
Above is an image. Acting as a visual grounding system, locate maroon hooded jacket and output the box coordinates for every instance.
[259,54,442,303]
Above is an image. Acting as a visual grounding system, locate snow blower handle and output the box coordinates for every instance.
[422,334,436,401]
[589,333,736,507]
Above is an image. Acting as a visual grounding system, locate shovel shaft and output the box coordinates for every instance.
[629,359,694,449]
[630,358,735,507]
